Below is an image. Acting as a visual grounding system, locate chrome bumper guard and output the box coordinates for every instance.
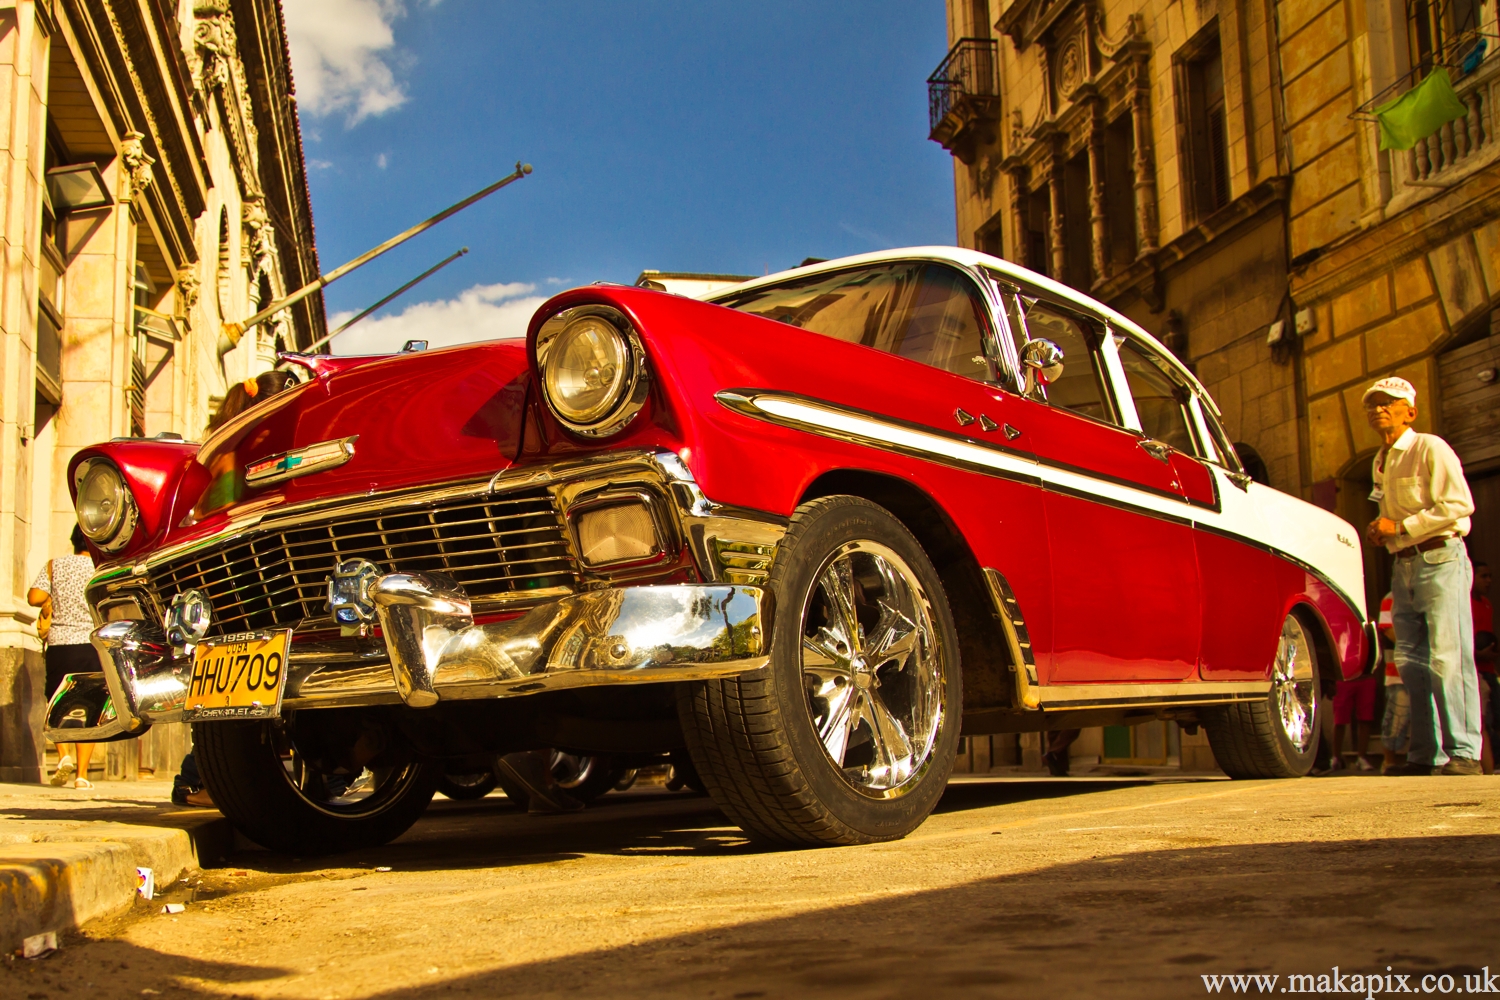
[45,580,771,742]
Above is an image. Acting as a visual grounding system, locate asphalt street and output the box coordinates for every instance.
[7,774,1498,1000]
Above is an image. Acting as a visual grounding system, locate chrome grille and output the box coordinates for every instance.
[148,488,574,634]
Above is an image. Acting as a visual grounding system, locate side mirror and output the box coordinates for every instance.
[1020,338,1064,395]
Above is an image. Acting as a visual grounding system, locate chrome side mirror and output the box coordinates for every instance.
[1020,338,1064,395]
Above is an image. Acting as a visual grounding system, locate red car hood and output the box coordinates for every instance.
[176,341,532,542]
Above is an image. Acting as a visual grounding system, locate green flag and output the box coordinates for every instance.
[1374,68,1470,151]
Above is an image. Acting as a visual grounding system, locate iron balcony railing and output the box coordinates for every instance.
[927,37,999,134]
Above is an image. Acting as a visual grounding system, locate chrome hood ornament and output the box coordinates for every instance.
[245,436,357,487]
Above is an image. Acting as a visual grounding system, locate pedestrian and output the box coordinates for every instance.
[26,524,98,789]
[1332,665,1381,771]
[1377,591,1411,775]
[1473,560,1496,774]
[1362,377,1480,775]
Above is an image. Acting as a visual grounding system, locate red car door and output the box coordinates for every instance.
[994,297,1201,683]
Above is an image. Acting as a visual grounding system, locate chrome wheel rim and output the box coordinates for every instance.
[1271,616,1316,753]
[272,718,426,819]
[799,540,944,799]
[550,751,597,790]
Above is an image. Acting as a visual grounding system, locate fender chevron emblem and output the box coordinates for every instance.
[245,436,358,487]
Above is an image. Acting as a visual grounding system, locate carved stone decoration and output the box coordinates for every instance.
[176,264,201,329]
[1049,148,1067,280]
[1058,38,1083,97]
[1006,167,1030,270]
[120,131,155,201]
[241,197,279,282]
[190,0,264,201]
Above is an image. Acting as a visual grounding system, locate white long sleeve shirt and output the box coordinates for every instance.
[1371,428,1474,553]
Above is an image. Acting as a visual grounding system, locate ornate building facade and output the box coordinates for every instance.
[0,0,323,782]
[932,0,1500,770]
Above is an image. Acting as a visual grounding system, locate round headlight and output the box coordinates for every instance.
[74,460,138,552]
[543,315,630,424]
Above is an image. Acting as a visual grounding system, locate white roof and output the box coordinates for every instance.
[704,245,1214,408]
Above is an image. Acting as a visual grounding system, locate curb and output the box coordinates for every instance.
[0,812,232,954]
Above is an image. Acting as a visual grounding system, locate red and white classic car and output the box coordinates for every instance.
[51,247,1372,853]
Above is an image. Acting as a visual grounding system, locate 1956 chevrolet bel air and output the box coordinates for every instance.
[49,246,1373,853]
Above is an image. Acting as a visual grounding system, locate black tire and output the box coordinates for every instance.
[437,771,497,801]
[194,718,439,854]
[1203,612,1325,779]
[678,495,962,847]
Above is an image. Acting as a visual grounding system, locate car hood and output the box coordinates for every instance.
[178,341,533,538]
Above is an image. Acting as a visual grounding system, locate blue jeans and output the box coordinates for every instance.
[1392,539,1481,765]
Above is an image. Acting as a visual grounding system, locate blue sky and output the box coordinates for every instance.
[282,1,955,353]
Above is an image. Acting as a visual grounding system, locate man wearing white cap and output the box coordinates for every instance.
[1363,376,1480,775]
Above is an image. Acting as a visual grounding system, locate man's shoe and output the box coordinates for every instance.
[1389,762,1437,776]
[1439,757,1483,775]
[1042,750,1070,777]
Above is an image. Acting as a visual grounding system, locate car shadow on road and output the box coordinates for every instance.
[20,832,1500,1000]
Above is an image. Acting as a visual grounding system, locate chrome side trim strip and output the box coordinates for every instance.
[719,389,1365,626]
[1035,680,1271,710]
[981,568,1040,710]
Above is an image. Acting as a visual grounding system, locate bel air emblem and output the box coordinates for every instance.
[245,436,358,487]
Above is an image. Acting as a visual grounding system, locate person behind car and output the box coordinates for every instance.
[1473,560,1496,774]
[1363,377,1480,775]
[1377,591,1411,775]
[27,525,97,788]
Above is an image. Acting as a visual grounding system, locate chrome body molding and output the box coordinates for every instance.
[982,568,1040,710]
[1033,680,1272,711]
[244,435,357,487]
[373,574,771,708]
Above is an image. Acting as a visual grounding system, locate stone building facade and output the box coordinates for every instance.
[0,0,323,782]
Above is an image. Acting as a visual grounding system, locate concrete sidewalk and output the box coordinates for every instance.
[0,779,231,954]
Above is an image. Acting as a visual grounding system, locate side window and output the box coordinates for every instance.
[719,262,993,382]
[1117,339,1196,454]
[717,264,901,345]
[881,265,990,380]
[1020,300,1114,423]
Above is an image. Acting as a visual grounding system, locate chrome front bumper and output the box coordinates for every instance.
[44,580,771,743]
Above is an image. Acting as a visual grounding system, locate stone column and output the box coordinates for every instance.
[1007,167,1029,269]
[1129,61,1159,256]
[0,2,52,782]
[1086,100,1109,283]
[1049,148,1067,280]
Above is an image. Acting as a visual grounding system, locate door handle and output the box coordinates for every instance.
[1139,439,1172,463]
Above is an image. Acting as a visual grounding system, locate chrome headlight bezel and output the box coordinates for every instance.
[72,458,139,553]
[535,306,649,438]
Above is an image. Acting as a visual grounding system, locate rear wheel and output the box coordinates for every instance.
[678,495,961,846]
[1203,613,1324,779]
[195,718,438,854]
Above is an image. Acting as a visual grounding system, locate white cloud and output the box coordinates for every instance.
[283,0,409,124]
[329,281,547,355]
[375,152,388,169]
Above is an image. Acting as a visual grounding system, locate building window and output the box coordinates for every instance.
[969,0,990,36]
[1176,27,1231,223]
[1408,0,1480,76]
[1104,113,1138,269]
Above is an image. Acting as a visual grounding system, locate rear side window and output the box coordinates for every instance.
[1117,339,1195,454]
[719,263,992,381]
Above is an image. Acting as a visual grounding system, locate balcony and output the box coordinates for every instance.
[927,37,1001,164]
[1385,53,1500,215]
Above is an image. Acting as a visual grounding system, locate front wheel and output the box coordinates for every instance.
[195,718,439,854]
[1203,613,1325,779]
[678,495,962,846]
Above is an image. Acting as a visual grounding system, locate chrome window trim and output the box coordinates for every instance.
[1097,324,1142,433]
[1187,395,1222,464]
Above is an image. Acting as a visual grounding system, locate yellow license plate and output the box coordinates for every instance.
[183,630,291,721]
